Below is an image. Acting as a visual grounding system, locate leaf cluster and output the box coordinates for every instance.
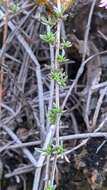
[43,144,64,156]
[48,106,63,124]
[50,70,67,87]
[40,32,56,45]
[45,184,56,190]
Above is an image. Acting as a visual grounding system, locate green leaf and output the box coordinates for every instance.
[9,3,20,14]
[50,70,67,87]
[54,6,65,18]
[40,32,56,45]
[45,184,56,190]
[41,16,57,27]
[48,106,63,124]
[54,145,64,155]
[61,40,72,48]
[43,145,53,156]
[57,54,69,63]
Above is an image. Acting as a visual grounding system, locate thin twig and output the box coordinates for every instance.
[92,86,107,128]
[1,124,37,167]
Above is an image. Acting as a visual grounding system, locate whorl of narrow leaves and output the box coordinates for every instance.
[41,16,57,27]
[9,3,20,14]
[61,40,72,48]
[45,184,56,190]
[57,54,69,63]
[43,144,53,155]
[43,144,64,156]
[50,70,67,87]
[40,32,56,45]
[48,106,63,124]
[54,145,64,155]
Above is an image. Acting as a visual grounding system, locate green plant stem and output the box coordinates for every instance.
[55,1,61,148]
[47,25,55,112]
[50,0,62,187]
